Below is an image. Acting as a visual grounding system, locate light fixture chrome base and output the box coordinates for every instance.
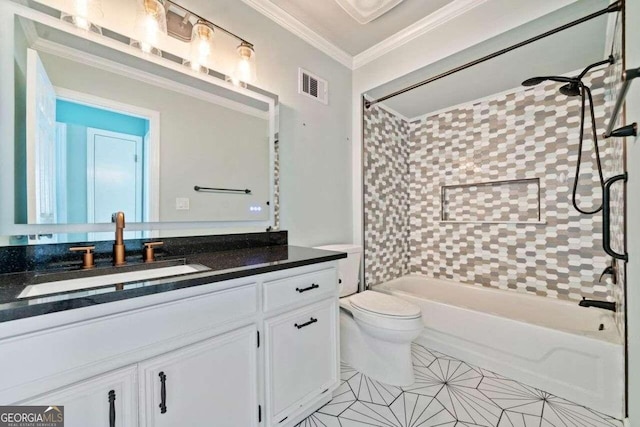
[166,9,193,41]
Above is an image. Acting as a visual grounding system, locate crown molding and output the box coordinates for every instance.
[241,0,488,71]
[352,0,488,69]
[240,0,353,69]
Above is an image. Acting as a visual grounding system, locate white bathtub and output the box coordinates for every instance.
[374,274,624,418]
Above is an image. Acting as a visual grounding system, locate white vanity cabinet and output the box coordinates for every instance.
[0,261,340,427]
[139,326,258,427]
[266,299,338,426]
[263,268,340,426]
[21,366,138,427]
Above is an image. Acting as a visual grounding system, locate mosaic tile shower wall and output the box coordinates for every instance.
[273,139,281,230]
[363,106,411,286]
[441,179,540,222]
[364,68,625,303]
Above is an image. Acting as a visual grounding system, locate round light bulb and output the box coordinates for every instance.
[140,42,153,54]
[237,58,251,81]
[189,22,214,70]
[132,0,167,54]
[232,42,257,84]
[74,16,90,30]
[73,0,89,16]
[197,39,210,60]
[144,15,160,44]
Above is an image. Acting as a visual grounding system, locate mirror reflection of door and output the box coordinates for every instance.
[86,129,144,241]
[25,44,154,238]
[55,95,153,237]
[87,128,143,224]
[26,49,57,233]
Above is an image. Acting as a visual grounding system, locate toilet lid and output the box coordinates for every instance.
[349,291,421,318]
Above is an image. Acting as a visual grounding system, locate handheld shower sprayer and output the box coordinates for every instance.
[521,55,615,215]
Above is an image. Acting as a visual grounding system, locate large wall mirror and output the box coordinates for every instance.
[0,1,279,246]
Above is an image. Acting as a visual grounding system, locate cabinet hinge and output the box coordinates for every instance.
[257,331,260,348]
[258,405,262,422]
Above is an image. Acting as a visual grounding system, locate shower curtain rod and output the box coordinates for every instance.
[363,0,623,109]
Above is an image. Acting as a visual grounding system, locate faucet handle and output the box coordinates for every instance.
[599,259,618,284]
[70,246,96,269]
[143,241,164,263]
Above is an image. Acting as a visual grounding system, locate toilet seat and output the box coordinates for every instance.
[349,291,421,319]
[341,291,423,332]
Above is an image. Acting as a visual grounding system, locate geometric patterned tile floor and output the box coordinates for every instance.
[296,343,621,427]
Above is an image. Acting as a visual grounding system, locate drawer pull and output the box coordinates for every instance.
[108,390,116,427]
[296,284,319,293]
[295,317,318,329]
[159,371,167,414]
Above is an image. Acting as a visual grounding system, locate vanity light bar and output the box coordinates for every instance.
[163,0,254,49]
[158,0,258,83]
[60,0,257,83]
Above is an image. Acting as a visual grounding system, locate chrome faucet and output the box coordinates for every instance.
[112,211,126,266]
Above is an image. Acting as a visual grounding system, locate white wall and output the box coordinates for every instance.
[181,1,354,246]
[625,0,640,421]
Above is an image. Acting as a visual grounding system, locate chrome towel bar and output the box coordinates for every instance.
[194,186,251,194]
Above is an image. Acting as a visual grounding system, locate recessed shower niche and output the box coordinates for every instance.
[440,178,542,223]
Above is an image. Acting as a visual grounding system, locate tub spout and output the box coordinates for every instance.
[579,297,616,312]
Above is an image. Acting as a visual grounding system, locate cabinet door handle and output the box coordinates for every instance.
[159,372,167,414]
[295,317,318,329]
[295,284,319,293]
[108,390,116,427]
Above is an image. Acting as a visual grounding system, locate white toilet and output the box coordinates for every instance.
[315,244,424,386]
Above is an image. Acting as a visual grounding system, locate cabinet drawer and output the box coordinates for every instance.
[265,299,339,424]
[263,268,337,312]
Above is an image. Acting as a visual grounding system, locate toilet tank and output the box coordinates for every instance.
[314,244,362,297]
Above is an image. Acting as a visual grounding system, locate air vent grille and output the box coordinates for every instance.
[299,68,328,104]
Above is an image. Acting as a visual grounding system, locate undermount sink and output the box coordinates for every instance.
[18,264,209,299]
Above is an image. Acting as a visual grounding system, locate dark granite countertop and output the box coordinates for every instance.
[0,245,346,323]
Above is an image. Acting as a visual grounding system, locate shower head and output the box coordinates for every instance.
[521,55,615,94]
[521,75,578,87]
[521,76,547,86]
[559,82,582,97]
